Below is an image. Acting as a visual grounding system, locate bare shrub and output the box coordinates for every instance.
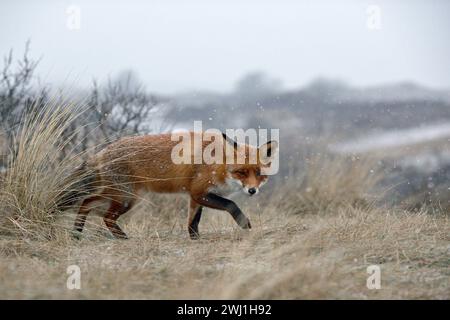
[0,41,43,134]
[90,70,158,142]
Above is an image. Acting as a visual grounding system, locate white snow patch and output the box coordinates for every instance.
[330,122,450,154]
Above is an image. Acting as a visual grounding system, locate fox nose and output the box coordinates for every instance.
[248,187,257,195]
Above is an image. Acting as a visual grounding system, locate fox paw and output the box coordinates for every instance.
[71,230,83,240]
[237,216,252,229]
[189,232,200,240]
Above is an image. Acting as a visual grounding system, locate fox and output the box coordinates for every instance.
[61,131,278,240]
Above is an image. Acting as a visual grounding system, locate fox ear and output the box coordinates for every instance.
[222,132,238,150]
[259,140,278,162]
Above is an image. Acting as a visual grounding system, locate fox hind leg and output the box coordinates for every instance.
[103,199,134,239]
[188,199,203,240]
[73,196,101,238]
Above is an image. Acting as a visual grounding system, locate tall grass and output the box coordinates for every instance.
[0,100,89,240]
[276,152,382,215]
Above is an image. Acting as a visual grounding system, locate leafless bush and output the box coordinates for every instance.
[0,41,43,133]
[89,70,158,142]
[0,43,163,165]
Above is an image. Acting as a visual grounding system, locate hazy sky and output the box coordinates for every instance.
[0,0,449,93]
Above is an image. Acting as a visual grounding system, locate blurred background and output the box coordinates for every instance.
[1,0,450,207]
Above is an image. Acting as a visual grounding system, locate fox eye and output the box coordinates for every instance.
[234,169,247,176]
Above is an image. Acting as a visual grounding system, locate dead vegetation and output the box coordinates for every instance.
[0,195,448,299]
[0,99,94,240]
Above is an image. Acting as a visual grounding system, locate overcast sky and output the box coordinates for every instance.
[0,0,449,93]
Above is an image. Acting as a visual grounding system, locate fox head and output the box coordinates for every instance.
[222,133,278,196]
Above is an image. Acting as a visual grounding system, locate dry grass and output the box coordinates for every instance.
[0,195,448,299]
[0,103,449,299]
[0,100,89,240]
[276,153,381,215]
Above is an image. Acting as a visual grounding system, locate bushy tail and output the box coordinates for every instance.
[56,162,99,211]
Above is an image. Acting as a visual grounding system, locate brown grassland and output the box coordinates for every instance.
[0,103,449,299]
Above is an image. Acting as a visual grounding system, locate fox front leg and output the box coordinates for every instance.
[193,193,252,230]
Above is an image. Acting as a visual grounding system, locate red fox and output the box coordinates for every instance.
[61,132,278,239]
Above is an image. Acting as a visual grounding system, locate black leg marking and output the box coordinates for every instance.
[195,193,251,229]
[189,206,203,239]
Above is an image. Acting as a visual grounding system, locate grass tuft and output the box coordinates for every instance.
[0,100,89,240]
